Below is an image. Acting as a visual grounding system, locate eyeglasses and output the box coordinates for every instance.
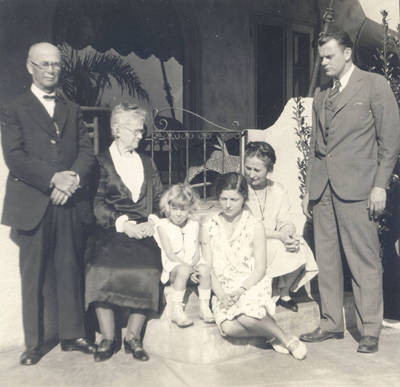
[119,126,144,137]
[30,59,62,71]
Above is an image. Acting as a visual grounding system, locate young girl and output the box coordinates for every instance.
[202,172,307,360]
[151,183,214,327]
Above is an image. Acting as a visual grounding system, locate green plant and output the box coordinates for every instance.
[293,97,312,200]
[59,43,149,106]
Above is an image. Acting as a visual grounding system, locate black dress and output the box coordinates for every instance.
[85,149,163,313]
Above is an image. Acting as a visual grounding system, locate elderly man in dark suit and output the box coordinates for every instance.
[300,31,400,353]
[1,42,96,365]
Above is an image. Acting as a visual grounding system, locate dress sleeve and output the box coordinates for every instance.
[93,157,120,229]
[274,185,295,231]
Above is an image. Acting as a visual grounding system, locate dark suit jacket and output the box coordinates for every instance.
[0,90,95,231]
[306,66,400,201]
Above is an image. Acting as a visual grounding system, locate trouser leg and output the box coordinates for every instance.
[313,184,344,332]
[332,193,383,337]
[53,205,85,339]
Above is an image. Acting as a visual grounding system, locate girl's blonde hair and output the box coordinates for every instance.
[159,183,200,217]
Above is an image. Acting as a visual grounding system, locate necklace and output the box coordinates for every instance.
[251,186,268,221]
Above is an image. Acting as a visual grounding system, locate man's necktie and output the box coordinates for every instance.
[328,79,341,101]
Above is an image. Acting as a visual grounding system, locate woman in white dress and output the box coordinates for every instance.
[202,172,307,360]
[244,142,317,312]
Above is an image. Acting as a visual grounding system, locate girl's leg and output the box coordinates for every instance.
[170,264,193,327]
[197,264,215,323]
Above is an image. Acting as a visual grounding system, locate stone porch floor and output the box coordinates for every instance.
[0,326,399,387]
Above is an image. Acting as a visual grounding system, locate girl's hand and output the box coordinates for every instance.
[190,268,200,284]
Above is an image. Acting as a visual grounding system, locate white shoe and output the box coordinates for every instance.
[286,337,307,360]
[171,302,193,328]
[268,337,289,354]
[199,300,215,323]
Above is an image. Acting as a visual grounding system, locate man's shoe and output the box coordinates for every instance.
[357,336,378,353]
[61,338,96,354]
[300,327,344,342]
[277,298,298,312]
[20,347,42,366]
[124,337,149,361]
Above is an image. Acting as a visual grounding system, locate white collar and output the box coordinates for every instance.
[31,83,56,99]
[337,64,355,91]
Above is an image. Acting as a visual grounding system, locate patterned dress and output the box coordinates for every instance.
[205,209,275,328]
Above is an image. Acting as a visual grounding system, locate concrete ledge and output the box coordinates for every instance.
[143,289,321,364]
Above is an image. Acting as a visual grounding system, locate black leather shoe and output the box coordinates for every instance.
[300,327,344,342]
[278,298,298,312]
[20,348,42,366]
[94,339,119,362]
[61,338,96,354]
[357,336,379,353]
[124,337,149,361]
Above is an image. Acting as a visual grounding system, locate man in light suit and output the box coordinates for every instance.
[1,42,96,365]
[300,31,400,353]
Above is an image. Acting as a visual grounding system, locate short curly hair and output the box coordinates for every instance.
[159,183,200,217]
[110,103,147,138]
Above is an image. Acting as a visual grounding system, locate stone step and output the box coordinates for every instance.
[144,289,358,364]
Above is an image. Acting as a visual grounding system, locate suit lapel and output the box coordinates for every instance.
[22,91,57,137]
[316,88,328,130]
[332,67,364,119]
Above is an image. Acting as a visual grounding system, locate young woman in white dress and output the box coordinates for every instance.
[202,172,307,360]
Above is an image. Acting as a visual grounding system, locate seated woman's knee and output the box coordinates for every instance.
[174,263,192,279]
[220,320,241,337]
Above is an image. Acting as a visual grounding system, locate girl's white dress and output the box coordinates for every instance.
[205,209,276,327]
[246,179,318,291]
[152,217,204,284]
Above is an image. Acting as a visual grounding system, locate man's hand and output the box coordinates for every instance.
[302,191,312,219]
[50,187,69,205]
[368,186,387,220]
[51,171,79,196]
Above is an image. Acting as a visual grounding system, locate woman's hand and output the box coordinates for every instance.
[139,221,155,238]
[219,292,239,310]
[123,222,146,239]
[279,229,300,252]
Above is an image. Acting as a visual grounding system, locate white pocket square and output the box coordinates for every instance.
[353,102,363,106]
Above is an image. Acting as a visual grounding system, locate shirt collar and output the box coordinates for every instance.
[337,64,355,91]
[31,83,56,100]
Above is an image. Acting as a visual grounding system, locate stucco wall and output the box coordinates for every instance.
[190,0,318,129]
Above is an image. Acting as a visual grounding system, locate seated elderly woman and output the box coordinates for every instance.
[244,142,317,312]
[85,103,163,362]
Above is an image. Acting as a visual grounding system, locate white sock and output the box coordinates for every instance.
[198,288,211,301]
